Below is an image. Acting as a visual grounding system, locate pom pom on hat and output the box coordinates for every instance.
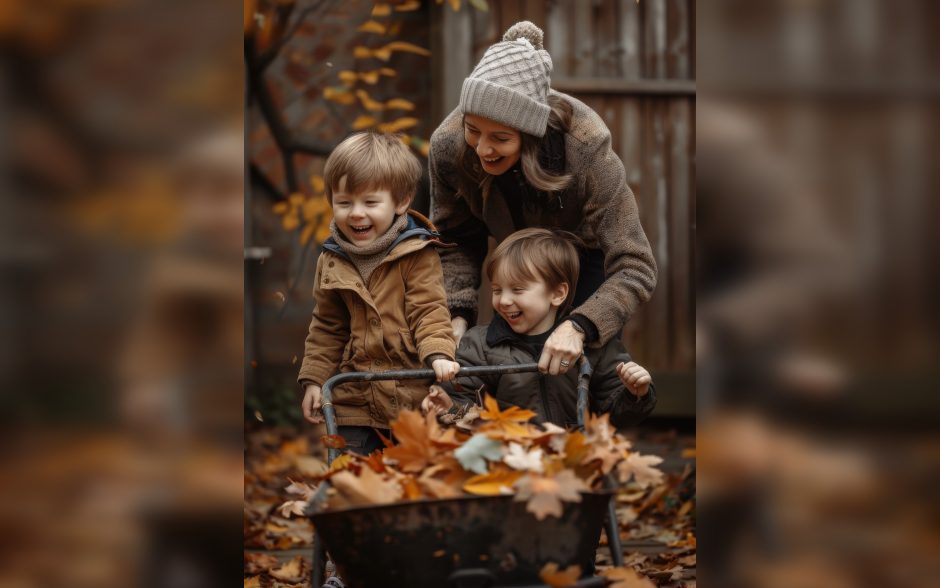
[459,21,553,137]
[503,21,544,50]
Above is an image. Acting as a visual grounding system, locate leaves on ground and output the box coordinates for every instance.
[540,562,582,587]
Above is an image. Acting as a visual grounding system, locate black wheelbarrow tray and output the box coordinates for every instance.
[306,361,622,588]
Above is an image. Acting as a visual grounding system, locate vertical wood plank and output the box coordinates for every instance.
[644,0,667,79]
[619,0,642,79]
[572,0,593,77]
[546,0,571,77]
[595,0,620,77]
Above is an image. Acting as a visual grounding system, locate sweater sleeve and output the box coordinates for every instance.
[571,124,658,346]
[429,114,489,326]
[588,340,656,428]
[297,255,350,388]
[402,247,457,363]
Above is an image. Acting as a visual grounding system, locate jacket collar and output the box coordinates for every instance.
[485,313,569,350]
[321,211,442,261]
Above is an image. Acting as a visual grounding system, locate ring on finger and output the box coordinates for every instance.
[559,359,571,368]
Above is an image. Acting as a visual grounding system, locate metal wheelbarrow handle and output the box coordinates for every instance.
[320,358,593,461]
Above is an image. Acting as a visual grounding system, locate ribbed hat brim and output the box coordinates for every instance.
[459,78,550,137]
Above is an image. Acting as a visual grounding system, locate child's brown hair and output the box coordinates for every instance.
[323,132,422,206]
[485,228,582,311]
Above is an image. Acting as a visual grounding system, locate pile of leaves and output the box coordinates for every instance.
[280,397,664,521]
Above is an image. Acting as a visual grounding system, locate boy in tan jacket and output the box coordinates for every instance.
[298,132,459,454]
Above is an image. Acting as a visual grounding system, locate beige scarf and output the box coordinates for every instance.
[329,214,409,286]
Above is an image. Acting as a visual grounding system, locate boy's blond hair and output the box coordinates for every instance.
[323,132,422,206]
[486,228,581,311]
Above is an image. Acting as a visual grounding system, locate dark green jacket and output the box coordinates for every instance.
[445,316,656,428]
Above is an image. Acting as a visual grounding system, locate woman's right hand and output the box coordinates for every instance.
[451,316,468,344]
[302,384,324,424]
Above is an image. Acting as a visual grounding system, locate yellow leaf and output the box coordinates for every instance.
[371,3,391,17]
[244,575,262,588]
[288,192,304,205]
[353,71,375,84]
[385,41,431,56]
[338,70,357,84]
[272,201,289,215]
[379,67,396,76]
[300,223,315,244]
[358,20,386,34]
[310,175,325,194]
[353,46,372,59]
[329,453,354,471]
[372,47,392,61]
[355,89,385,111]
[385,98,415,110]
[377,117,418,133]
[303,195,330,219]
[463,469,523,496]
[323,86,356,105]
[351,114,378,130]
[394,0,422,11]
[282,214,300,231]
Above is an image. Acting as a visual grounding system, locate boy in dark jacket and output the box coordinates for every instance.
[422,228,655,428]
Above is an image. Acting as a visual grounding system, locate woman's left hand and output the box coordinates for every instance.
[539,320,585,375]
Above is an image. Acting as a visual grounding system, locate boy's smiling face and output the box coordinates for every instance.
[490,272,568,336]
[332,179,410,246]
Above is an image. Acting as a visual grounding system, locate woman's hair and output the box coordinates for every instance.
[324,132,422,206]
[458,95,574,201]
[486,227,583,311]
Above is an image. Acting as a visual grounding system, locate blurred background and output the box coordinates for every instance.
[696,1,939,587]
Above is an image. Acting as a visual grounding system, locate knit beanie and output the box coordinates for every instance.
[459,21,553,137]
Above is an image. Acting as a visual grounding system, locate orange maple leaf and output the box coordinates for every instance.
[383,409,434,472]
[463,467,523,496]
[479,394,537,439]
[330,466,402,506]
[540,562,583,587]
[513,469,587,520]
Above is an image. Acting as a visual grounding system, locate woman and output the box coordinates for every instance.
[430,21,657,375]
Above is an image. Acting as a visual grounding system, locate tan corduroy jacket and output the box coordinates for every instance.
[298,213,456,429]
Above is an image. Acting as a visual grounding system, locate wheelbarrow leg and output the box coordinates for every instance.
[605,497,624,567]
[312,533,327,587]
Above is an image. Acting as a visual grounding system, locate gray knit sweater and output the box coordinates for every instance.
[429,90,657,346]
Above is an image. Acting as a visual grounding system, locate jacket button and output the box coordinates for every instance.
[370,318,380,327]
[355,282,362,288]
[328,261,334,267]
[374,359,383,367]
[323,277,329,284]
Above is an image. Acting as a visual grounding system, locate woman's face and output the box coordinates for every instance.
[463,114,522,176]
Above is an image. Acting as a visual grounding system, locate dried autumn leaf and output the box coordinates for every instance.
[401,475,423,500]
[330,466,402,506]
[278,499,308,518]
[384,41,431,57]
[385,98,415,111]
[418,473,462,499]
[244,552,279,575]
[243,576,262,588]
[514,469,586,521]
[377,117,418,133]
[383,409,434,472]
[320,434,347,449]
[463,468,522,496]
[285,480,317,500]
[310,175,325,194]
[269,556,304,583]
[479,394,537,438]
[351,115,377,130]
[454,433,503,474]
[617,453,664,488]
[503,442,544,473]
[394,0,421,11]
[357,19,386,34]
[540,562,582,587]
[371,3,391,17]
[600,566,656,588]
[329,453,355,472]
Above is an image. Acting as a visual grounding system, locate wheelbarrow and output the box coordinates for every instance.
[305,359,625,587]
